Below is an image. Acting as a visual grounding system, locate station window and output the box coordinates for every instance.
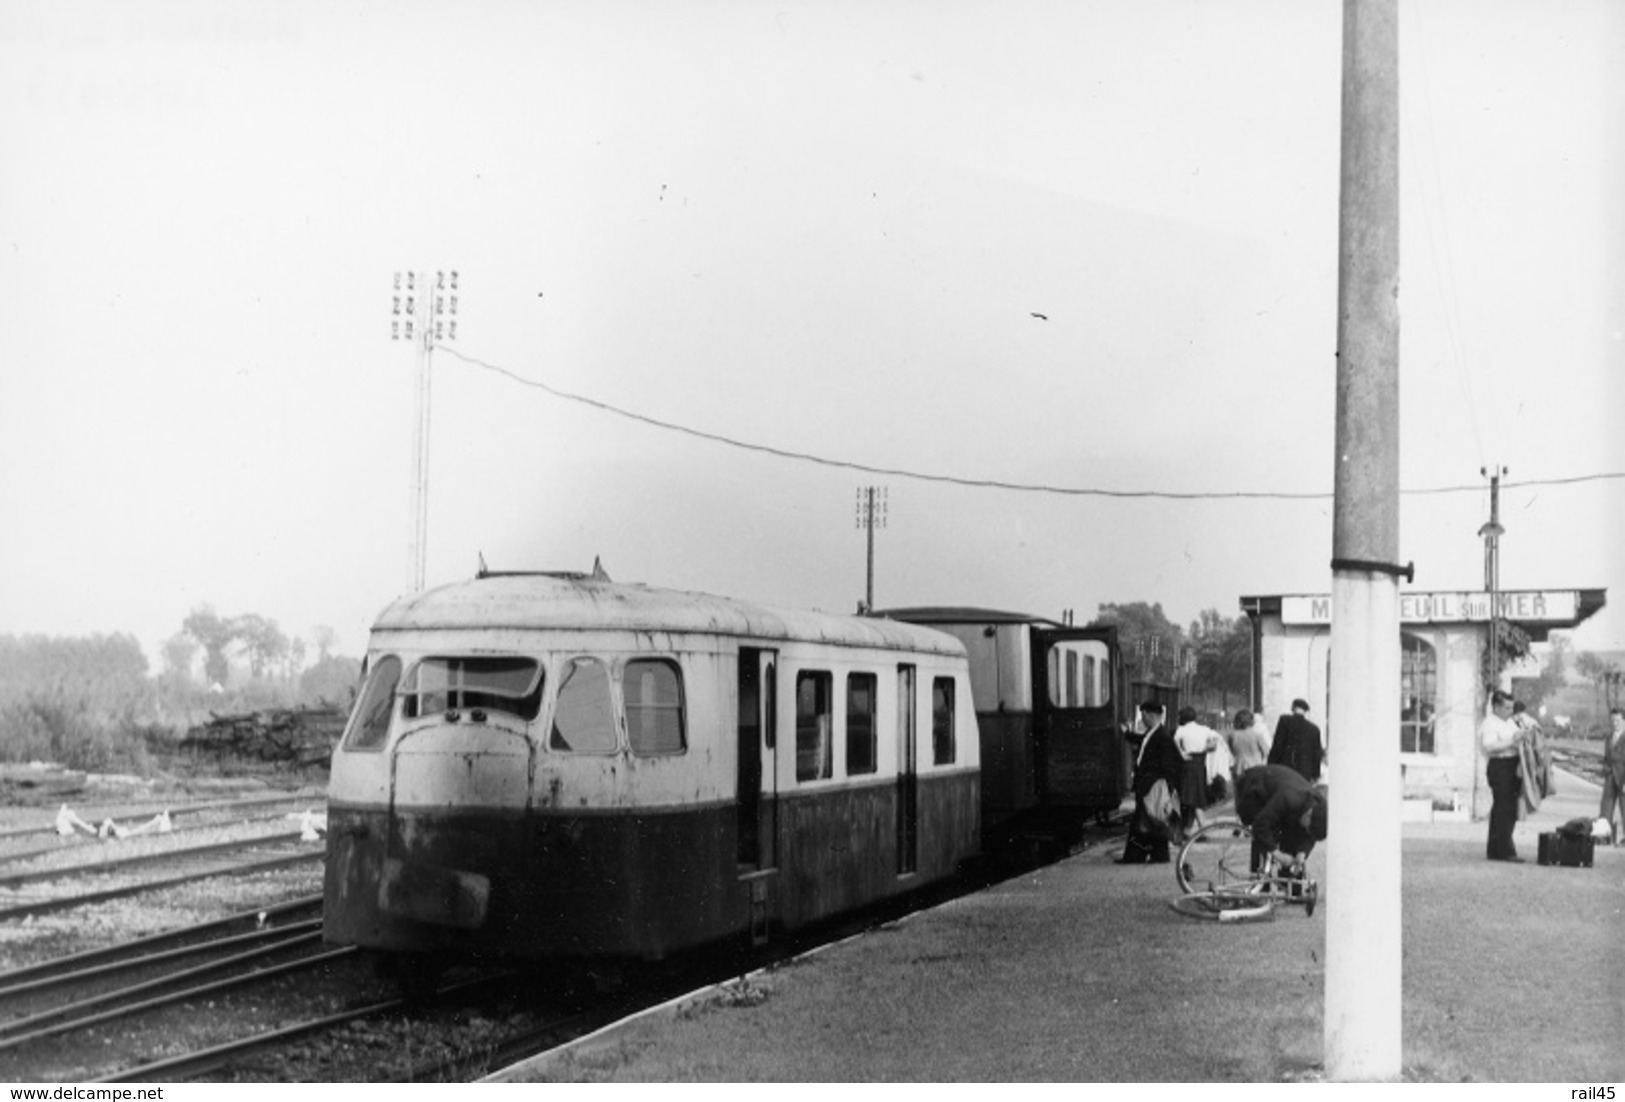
[932,676,956,765]
[402,656,544,721]
[342,655,401,751]
[626,658,686,755]
[550,657,617,753]
[846,672,877,775]
[1400,634,1438,754]
[796,671,833,781]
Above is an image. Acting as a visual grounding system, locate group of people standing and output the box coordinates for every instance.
[1118,696,1327,865]
[1116,686,1625,870]
[1477,692,1625,861]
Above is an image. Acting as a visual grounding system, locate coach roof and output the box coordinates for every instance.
[372,572,967,656]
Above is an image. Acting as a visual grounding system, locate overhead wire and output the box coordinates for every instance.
[437,345,1625,502]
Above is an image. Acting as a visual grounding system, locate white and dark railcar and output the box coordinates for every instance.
[323,572,981,964]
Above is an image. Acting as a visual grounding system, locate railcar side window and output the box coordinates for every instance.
[626,659,685,755]
[550,657,617,753]
[846,672,877,775]
[795,671,833,781]
[342,655,401,751]
[402,657,544,721]
[932,676,956,765]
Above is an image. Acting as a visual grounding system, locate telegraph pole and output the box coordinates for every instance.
[1479,466,1507,688]
[854,486,887,613]
[1325,0,1403,1080]
[391,269,459,594]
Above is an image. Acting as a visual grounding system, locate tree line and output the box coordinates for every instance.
[1088,601,1252,718]
[0,606,362,772]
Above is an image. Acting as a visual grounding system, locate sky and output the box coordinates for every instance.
[1,0,1621,673]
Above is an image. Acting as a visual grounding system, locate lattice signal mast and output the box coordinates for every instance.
[855,486,888,614]
[391,270,459,593]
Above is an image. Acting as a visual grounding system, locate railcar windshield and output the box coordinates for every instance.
[342,655,402,750]
[402,656,544,721]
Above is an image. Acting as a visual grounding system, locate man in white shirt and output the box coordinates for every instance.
[1479,689,1528,862]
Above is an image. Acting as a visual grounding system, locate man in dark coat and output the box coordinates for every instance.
[1119,701,1185,865]
[1234,764,1328,872]
[1268,697,1323,782]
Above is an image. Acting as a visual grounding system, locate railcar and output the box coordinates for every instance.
[879,608,1125,848]
[323,571,980,966]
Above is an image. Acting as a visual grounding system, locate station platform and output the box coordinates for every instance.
[491,769,1623,1083]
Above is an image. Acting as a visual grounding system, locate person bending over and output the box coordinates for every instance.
[1233,764,1328,875]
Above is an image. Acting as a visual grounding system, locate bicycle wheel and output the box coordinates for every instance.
[1168,890,1275,923]
[1175,818,1255,895]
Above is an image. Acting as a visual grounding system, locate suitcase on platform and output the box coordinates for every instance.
[1536,831,1594,867]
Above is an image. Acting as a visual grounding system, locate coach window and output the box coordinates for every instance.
[342,655,401,751]
[626,658,686,755]
[846,672,877,776]
[796,671,833,781]
[550,657,617,753]
[931,677,956,765]
[1400,633,1438,754]
[1047,640,1111,708]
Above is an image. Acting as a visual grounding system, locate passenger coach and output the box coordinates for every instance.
[323,571,980,965]
[882,607,1125,849]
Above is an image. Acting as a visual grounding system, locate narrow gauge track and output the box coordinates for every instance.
[92,974,518,1084]
[1549,745,1605,789]
[0,937,363,1082]
[0,792,324,845]
[0,895,322,992]
[0,897,369,1084]
[0,913,337,1053]
[0,841,325,922]
[0,830,313,891]
[0,805,326,869]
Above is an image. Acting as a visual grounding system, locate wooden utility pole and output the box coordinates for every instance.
[1325,0,1403,1080]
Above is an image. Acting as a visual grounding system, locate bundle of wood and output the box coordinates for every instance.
[181,707,348,767]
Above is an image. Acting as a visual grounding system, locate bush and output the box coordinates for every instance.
[0,696,155,774]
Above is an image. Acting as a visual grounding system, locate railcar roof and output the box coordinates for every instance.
[371,574,967,655]
[878,606,1062,628]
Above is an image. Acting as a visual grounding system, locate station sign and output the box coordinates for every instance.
[1281,590,1580,626]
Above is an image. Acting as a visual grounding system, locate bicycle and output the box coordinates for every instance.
[1169,817,1319,922]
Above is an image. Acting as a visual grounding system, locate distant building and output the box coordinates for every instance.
[1239,588,1607,819]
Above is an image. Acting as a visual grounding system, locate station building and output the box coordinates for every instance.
[1238,587,1607,819]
